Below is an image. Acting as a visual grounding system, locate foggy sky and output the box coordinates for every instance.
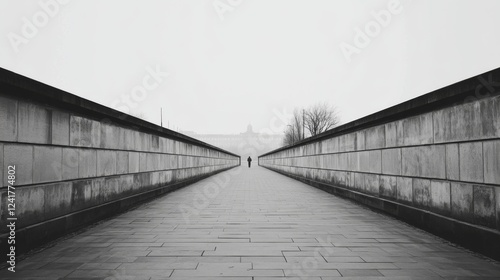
[1,0,500,135]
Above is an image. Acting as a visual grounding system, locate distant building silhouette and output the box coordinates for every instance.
[182,125,282,158]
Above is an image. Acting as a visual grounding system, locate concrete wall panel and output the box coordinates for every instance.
[403,113,433,145]
[382,148,401,175]
[473,185,496,228]
[97,150,117,177]
[33,146,62,183]
[70,116,101,148]
[339,134,355,152]
[16,186,45,228]
[413,178,431,209]
[0,144,3,188]
[0,96,18,142]
[160,137,168,153]
[449,102,482,142]
[354,172,364,192]
[141,133,152,152]
[380,175,397,199]
[44,182,72,220]
[345,153,355,171]
[4,144,33,186]
[363,174,380,195]
[72,179,94,210]
[459,142,484,183]
[497,187,500,231]
[433,109,451,144]
[365,125,385,149]
[478,97,499,139]
[100,123,118,149]
[430,181,451,215]
[139,153,148,172]
[451,183,474,223]
[115,127,127,150]
[129,152,140,173]
[495,96,500,137]
[356,131,365,151]
[484,140,500,184]
[445,144,460,181]
[147,153,160,171]
[78,149,97,178]
[335,171,349,187]
[402,146,446,179]
[18,102,50,144]
[133,131,142,151]
[385,121,403,148]
[397,177,412,204]
[368,150,382,173]
[124,129,135,150]
[51,111,70,145]
[356,151,368,172]
[100,177,120,202]
[151,135,160,153]
[116,151,129,174]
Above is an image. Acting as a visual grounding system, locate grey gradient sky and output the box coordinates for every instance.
[1,0,500,135]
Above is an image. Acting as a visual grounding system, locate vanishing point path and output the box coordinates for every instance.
[2,166,500,279]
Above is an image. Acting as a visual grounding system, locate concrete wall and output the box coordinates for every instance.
[0,68,240,254]
[259,67,500,260]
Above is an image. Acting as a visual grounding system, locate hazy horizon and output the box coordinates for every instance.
[2,0,500,136]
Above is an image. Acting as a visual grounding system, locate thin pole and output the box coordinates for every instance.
[160,107,163,127]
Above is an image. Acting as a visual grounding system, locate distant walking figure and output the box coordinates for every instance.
[247,156,252,168]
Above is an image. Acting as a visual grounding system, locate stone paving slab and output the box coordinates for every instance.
[1,166,500,279]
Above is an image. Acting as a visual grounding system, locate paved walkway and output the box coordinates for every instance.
[2,166,500,279]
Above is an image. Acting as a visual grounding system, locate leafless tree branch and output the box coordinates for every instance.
[282,102,340,146]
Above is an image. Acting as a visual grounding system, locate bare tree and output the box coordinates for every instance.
[304,102,340,136]
[282,109,305,146]
[282,126,295,146]
[282,102,340,145]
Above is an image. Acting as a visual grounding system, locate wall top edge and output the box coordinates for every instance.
[0,67,240,159]
[259,66,500,158]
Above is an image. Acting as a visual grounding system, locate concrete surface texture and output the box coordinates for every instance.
[0,92,240,256]
[259,94,500,234]
[0,97,239,187]
[1,166,499,279]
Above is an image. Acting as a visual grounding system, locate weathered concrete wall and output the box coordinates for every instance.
[0,68,240,254]
[259,67,500,260]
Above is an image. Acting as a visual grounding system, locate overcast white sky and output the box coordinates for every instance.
[1,0,500,135]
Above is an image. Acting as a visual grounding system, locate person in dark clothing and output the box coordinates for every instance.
[247,156,252,168]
